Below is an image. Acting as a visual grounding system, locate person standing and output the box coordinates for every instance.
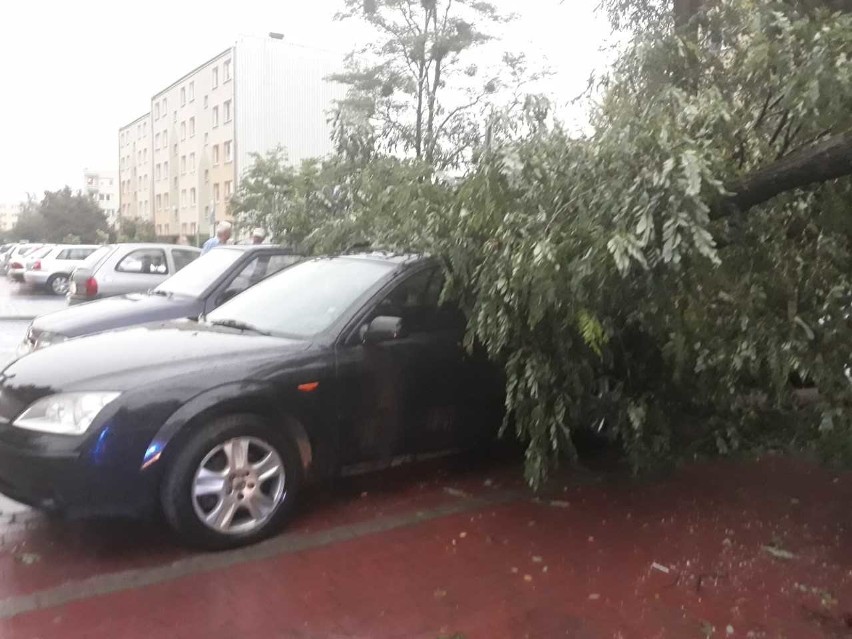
[250,227,266,245]
[202,221,232,254]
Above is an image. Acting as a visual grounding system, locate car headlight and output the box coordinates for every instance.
[34,332,67,350]
[13,392,121,435]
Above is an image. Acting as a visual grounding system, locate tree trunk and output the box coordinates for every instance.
[713,130,852,218]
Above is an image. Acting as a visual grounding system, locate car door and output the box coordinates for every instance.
[334,266,477,465]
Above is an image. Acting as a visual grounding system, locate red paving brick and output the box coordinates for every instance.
[0,455,849,638]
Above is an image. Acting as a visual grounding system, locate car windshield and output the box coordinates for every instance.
[82,245,112,269]
[155,248,243,298]
[206,257,396,338]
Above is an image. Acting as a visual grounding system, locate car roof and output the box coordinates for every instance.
[337,251,427,266]
[108,243,202,251]
[213,244,299,254]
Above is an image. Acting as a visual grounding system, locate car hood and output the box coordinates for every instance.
[2,322,310,394]
[31,293,203,339]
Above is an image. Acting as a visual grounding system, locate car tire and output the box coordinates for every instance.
[160,413,303,550]
[47,273,70,296]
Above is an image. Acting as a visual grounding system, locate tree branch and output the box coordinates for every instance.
[712,130,852,218]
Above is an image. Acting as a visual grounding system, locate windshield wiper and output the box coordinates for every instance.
[207,319,271,335]
[149,289,172,297]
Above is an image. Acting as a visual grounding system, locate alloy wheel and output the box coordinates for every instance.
[51,275,69,295]
[191,436,286,535]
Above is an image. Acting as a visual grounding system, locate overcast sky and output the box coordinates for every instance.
[0,0,609,203]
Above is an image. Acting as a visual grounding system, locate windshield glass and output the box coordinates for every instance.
[155,247,242,297]
[82,245,112,269]
[207,257,395,338]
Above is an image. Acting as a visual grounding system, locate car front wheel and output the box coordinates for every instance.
[160,413,302,549]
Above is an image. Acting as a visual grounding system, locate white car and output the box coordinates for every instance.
[23,244,100,295]
[5,243,45,282]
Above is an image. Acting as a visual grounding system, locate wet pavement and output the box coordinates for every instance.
[0,455,847,638]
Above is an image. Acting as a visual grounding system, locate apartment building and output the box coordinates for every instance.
[0,202,21,232]
[83,169,119,226]
[120,35,344,241]
[118,113,153,222]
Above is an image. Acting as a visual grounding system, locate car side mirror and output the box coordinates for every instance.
[361,316,405,344]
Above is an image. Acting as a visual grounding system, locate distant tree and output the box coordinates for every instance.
[11,188,109,243]
[116,217,157,243]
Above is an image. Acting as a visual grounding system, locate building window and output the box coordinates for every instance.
[180,87,186,106]
[155,103,160,120]
[173,177,178,190]
[189,152,196,171]
[190,222,197,235]
[190,188,196,206]
[163,97,167,113]
[155,163,161,180]
[163,160,169,174]
[157,224,162,235]
[223,59,231,81]
[213,144,220,165]
[203,95,208,108]
[189,117,195,137]
[224,100,232,123]
[180,189,187,207]
[164,193,169,207]
[173,143,178,155]
[144,148,148,161]
[224,180,232,197]
[180,155,186,174]
[212,106,219,128]
[173,111,177,123]
[204,169,209,183]
[155,132,160,148]
[156,194,162,209]
[163,129,168,145]
[224,140,233,163]
[180,121,186,141]
[204,132,209,146]
[189,81,195,101]
[212,66,218,88]
[213,183,220,201]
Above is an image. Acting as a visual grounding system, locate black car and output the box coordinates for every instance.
[19,245,301,354]
[0,253,503,549]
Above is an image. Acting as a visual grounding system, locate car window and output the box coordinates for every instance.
[31,246,53,259]
[207,257,396,338]
[172,248,200,272]
[63,247,96,260]
[116,248,169,275]
[374,267,461,333]
[155,247,242,297]
[222,256,264,299]
[266,254,301,275]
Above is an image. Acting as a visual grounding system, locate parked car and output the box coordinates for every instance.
[19,245,301,354]
[5,243,45,282]
[0,253,503,549]
[0,242,24,275]
[67,243,201,304]
[22,244,100,295]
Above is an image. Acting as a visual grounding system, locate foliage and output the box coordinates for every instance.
[331,0,548,169]
[241,0,852,486]
[116,217,157,243]
[11,188,109,244]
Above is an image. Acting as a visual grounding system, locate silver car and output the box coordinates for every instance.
[68,243,201,304]
[22,244,100,295]
[5,243,45,282]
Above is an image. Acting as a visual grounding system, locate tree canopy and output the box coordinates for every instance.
[235,0,852,485]
[11,188,109,244]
